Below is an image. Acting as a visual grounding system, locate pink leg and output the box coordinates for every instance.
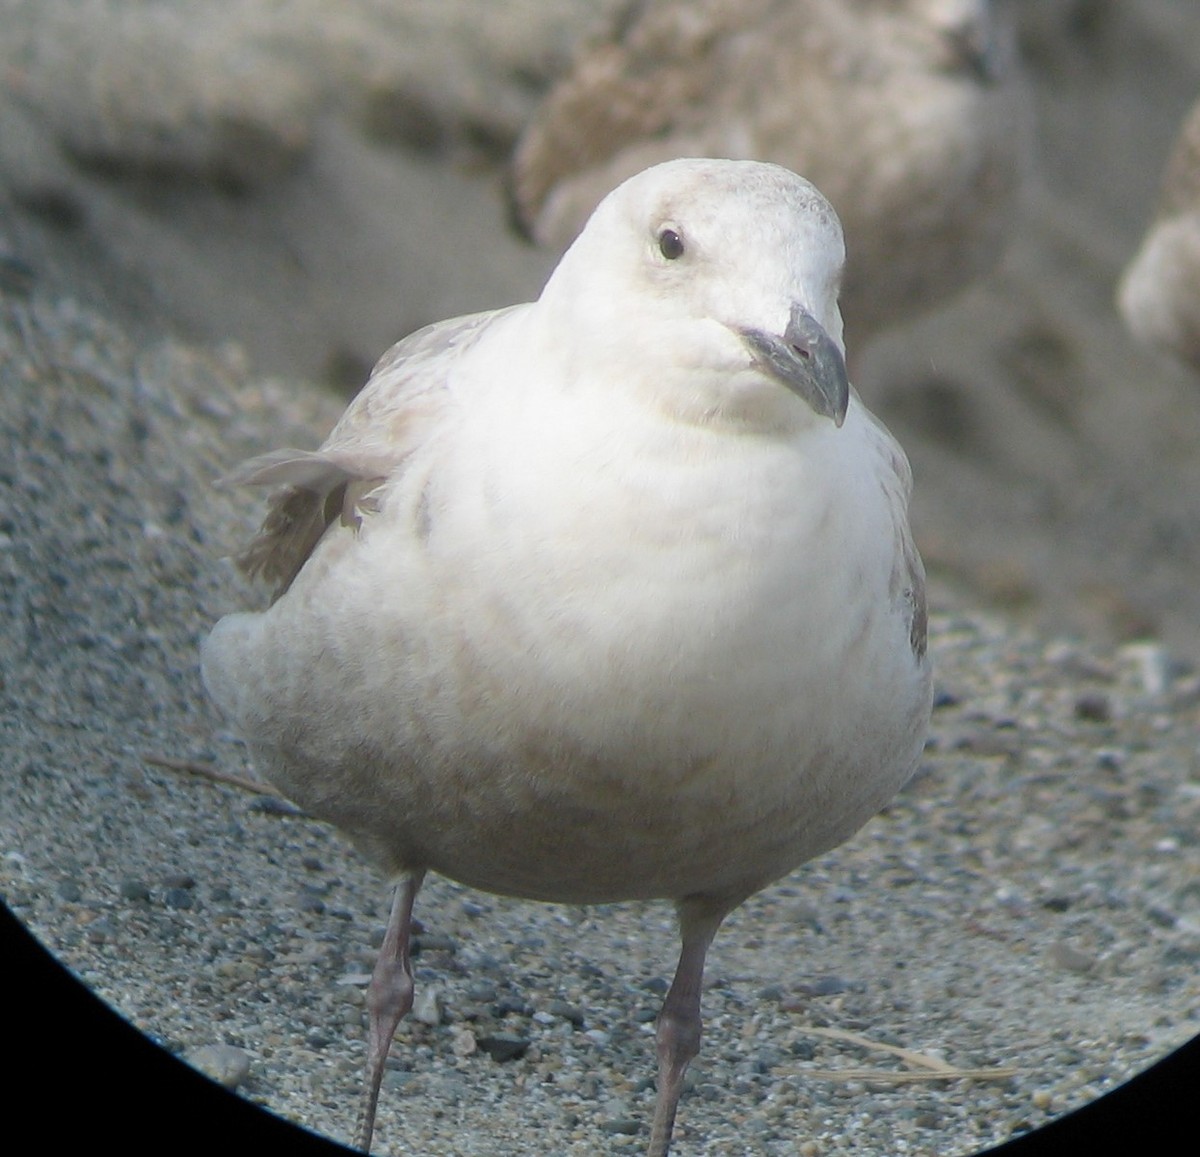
[647,897,731,1157]
[356,871,425,1153]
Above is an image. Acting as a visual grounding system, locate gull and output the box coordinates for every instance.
[202,158,933,1156]
[509,0,1027,346]
[1118,95,1200,372]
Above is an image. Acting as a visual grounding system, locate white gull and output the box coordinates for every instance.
[202,157,933,1156]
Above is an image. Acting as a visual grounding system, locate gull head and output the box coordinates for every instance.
[538,158,850,428]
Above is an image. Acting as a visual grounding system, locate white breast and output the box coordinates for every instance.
[205,387,930,904]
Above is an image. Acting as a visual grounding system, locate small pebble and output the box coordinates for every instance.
[804,975,852,996]
[186,1043,252,1090]
[163,888,195,910]
[1074,693,1111,723]
[413,986,443,1027]
[119,878,152,902]
[1119,642,1172,696]
[547,999,585,1026]
[600,1117,642,1136]
[1049,941,1096,974]
[477,1034,531,1063]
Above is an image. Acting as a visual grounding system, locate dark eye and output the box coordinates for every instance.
[657,228,685,260]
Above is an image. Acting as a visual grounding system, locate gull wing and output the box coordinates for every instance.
[224,306,519,599]
[860,402,927,662]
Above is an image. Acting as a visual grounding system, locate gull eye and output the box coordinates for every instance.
[657,228,685,260]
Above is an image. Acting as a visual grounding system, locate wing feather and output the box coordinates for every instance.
[223,306,519,599]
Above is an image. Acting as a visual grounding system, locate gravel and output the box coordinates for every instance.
[2,292,1198,1155]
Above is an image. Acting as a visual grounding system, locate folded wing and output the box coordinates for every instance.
[223,306,518,598]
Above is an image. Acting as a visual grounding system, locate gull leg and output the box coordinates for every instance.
[647,897,731,1157]
[356,870,425,1153]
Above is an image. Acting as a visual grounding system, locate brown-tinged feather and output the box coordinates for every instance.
[510,0,749,240]
[234,480,350,599]
[223,307,518,599]
[904,535,928,661]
